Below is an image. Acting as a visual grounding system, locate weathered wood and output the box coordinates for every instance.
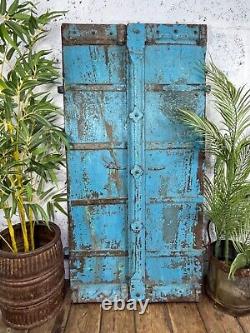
[197,296,244,333]
[238,315,250,333]
[127,23,146,301]
[65,304,101,333]
[101,308,135,333]
[167,302,207,333]
[63,23,207,302]
[1,295,250,333]
[135,304,171,333]
[30,288,72,333]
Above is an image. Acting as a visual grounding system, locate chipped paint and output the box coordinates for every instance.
[63,23,206,302]
[19,0,250,254]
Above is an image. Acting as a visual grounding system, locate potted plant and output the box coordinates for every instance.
[0,0,67,329]
[178,62,250,314]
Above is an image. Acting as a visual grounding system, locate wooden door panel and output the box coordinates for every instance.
[70,205,127,251]
[146,149,201,198]
[145,88,204,145]
[63,45,126,84]
[146,203,199,251]
[67,150,127,199]
[63,23,207,302]
[145,45,205,84]
[64,90,127,144]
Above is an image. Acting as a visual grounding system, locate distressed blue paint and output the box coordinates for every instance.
[146,149,201,198]
[145,88,205,145]
[67,150,127,199]
[70,205,127,250]
[71,257,127,283]
[64,91,127,143]
[71,283,128,303]
[145,45,206,84]
[62,23,206,303]
[127,23,146,300]
[146,203,199,251]
[63,45,126,84]
[146,256,202,283]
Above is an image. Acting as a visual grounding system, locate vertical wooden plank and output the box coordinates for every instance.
[127,23,146,301]
[167,303,207,333]
[101,309,135,333]
[197,296,244,333]
[135,304,171,333]
[62,23,129,302]
[144,24,206,301]
[65,304,101,333]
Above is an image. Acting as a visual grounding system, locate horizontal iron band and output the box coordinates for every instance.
[70,250,128,257]
[70,197,128,206]
[63,83,207,93]
[69,142,200,150]
[65,84,126,92]
[62,24,126,45]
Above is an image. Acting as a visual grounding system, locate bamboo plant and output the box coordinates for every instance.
[0,0,67,254]
[178,62,250,277]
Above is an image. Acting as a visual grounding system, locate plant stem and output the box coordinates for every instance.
[17,197,29,252]
[7,218,18,254]
[225,237,229,265]
[29,207,35,251]
[0,235,14,253]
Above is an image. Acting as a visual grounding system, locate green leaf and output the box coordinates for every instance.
[0,0,6,15]
[0,78,7,90]
[12,13,30,20]
[8,0,19,16]
[36,205,49,223]
[25,183,33,201]
[6,47,15,60]
[6,21,26,43]
[0,23,18,49]
[0,44,5,53]
[229,253,248,279]
[54,202,67,216]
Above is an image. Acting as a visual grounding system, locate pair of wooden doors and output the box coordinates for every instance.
[62,23,207,302]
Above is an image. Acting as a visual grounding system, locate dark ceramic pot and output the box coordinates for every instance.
[206,240,250,315]
[0,222,65,329]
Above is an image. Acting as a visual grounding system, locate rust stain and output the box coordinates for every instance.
[197,25,207,46]
[62,24,126,46]
[71,197,127,206]
[197,149,205,194]
[193,204,204,249]
[98,92,123,194]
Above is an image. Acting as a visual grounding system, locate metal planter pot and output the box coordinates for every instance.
[0,222,65,329]
[206,241,250,315]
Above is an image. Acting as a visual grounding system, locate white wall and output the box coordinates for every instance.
[4,0,250,249]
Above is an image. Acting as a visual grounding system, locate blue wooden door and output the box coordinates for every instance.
[62,23,207,302]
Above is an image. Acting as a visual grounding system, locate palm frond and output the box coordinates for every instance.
[178,61,250,271]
